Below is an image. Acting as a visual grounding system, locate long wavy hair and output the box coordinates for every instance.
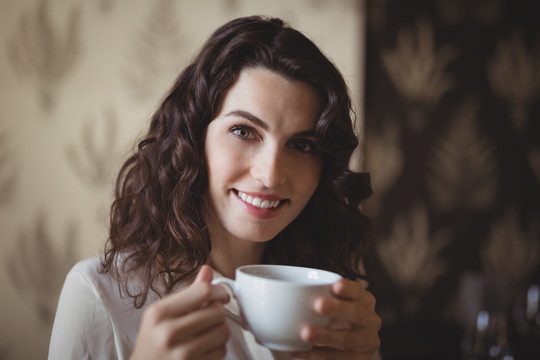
[102,16,372,308]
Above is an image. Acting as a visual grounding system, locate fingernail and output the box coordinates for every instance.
[300,325,311,340]
[332,279,344,293]
[216,287,230,302]
[313,298,324,313]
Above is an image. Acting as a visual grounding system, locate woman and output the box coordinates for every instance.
[49,16,381,360]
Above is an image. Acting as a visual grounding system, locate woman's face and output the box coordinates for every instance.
[204,67,323,247]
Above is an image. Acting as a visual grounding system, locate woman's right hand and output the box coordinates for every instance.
[130,265,231,360]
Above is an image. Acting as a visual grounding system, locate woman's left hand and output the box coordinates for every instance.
[290,279,381,360]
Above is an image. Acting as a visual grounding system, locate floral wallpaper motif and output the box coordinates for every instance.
[0,130,17,205]
[65,106,121,190]
[426,98,499,213]
[487,29,540,132]
[482,208,539,288]
[381,17,457,130]
[8,0,82,112]
[375,204,451,314]
[364,0,540,359]
[124,0,185,101]
[8,213,79,326]
[0,1,363,359]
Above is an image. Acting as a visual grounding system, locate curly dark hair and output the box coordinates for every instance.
[102,16,372,308]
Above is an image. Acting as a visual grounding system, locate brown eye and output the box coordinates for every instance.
[290,139,316,154]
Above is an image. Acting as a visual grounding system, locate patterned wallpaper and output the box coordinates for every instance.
[363,0,540,359]
[0,1,364,359]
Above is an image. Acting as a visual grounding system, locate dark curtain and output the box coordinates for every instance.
[363,1,540,359]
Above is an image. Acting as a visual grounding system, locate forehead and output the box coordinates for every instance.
[217,67,322,129]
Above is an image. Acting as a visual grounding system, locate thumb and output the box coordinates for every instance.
[194,264,214,283]
[194,265,230,304]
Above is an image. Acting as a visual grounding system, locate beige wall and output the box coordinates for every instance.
[0,0,365,358]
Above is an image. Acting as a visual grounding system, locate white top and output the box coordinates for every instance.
[48,256,292,360]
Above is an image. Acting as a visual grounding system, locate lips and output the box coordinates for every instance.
[233,190,288,219]
[236,191,282,209]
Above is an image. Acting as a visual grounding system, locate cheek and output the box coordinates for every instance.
[295,161,323,199]
[206,141,243,185]
[206,153,228,188]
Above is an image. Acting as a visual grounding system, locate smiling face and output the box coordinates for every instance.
[204,67,323,253]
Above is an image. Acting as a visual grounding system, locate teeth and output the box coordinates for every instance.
[238,191,281,209]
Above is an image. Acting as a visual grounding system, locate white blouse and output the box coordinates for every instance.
[48,256,292,360]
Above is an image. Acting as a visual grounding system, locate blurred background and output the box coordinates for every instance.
[363,1,540,359]
[0,0,539,359]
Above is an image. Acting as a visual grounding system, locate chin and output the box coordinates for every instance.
[240,234,277,244]
[235,227,284,244]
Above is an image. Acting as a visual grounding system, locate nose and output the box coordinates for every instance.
[251,146,287,189]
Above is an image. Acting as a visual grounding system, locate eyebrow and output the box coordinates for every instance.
[225,110,316,138]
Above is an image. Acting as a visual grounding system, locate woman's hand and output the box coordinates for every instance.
[130,265,231,360]
[291,279,381,360]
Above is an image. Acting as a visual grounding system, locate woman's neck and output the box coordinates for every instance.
[209,239,265,279]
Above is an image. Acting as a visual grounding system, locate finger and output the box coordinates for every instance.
[168,301,228,343]
[195,264,214,283]
[331,279,367,301]
[146,281,229,322]
[201,344,228,360]
[148,302,227,352]
[314,297,381,333]
[313,297,368,324]
[315,290,377,323]
[177,321,231,359]
[194,265,231,309]
[192,265,231,307]
[300,325,380,354]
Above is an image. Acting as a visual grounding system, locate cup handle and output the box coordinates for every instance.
[211,278,246,328]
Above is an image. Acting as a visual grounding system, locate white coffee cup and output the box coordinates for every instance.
[212,264,342,352]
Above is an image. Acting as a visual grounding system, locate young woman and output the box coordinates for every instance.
[49,16,381,360]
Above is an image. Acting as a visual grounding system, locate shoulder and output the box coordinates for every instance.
[68,255,108,280]
[71,255,102,272]
[62,256,116,297]
[65,254,150,310]
[53,255,121,318]
[49,255,139,359]
[49,256,118,358]
[67,256,102,281]
[52,255,132,331]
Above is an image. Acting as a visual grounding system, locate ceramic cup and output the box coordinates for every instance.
[212,264,342,352]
